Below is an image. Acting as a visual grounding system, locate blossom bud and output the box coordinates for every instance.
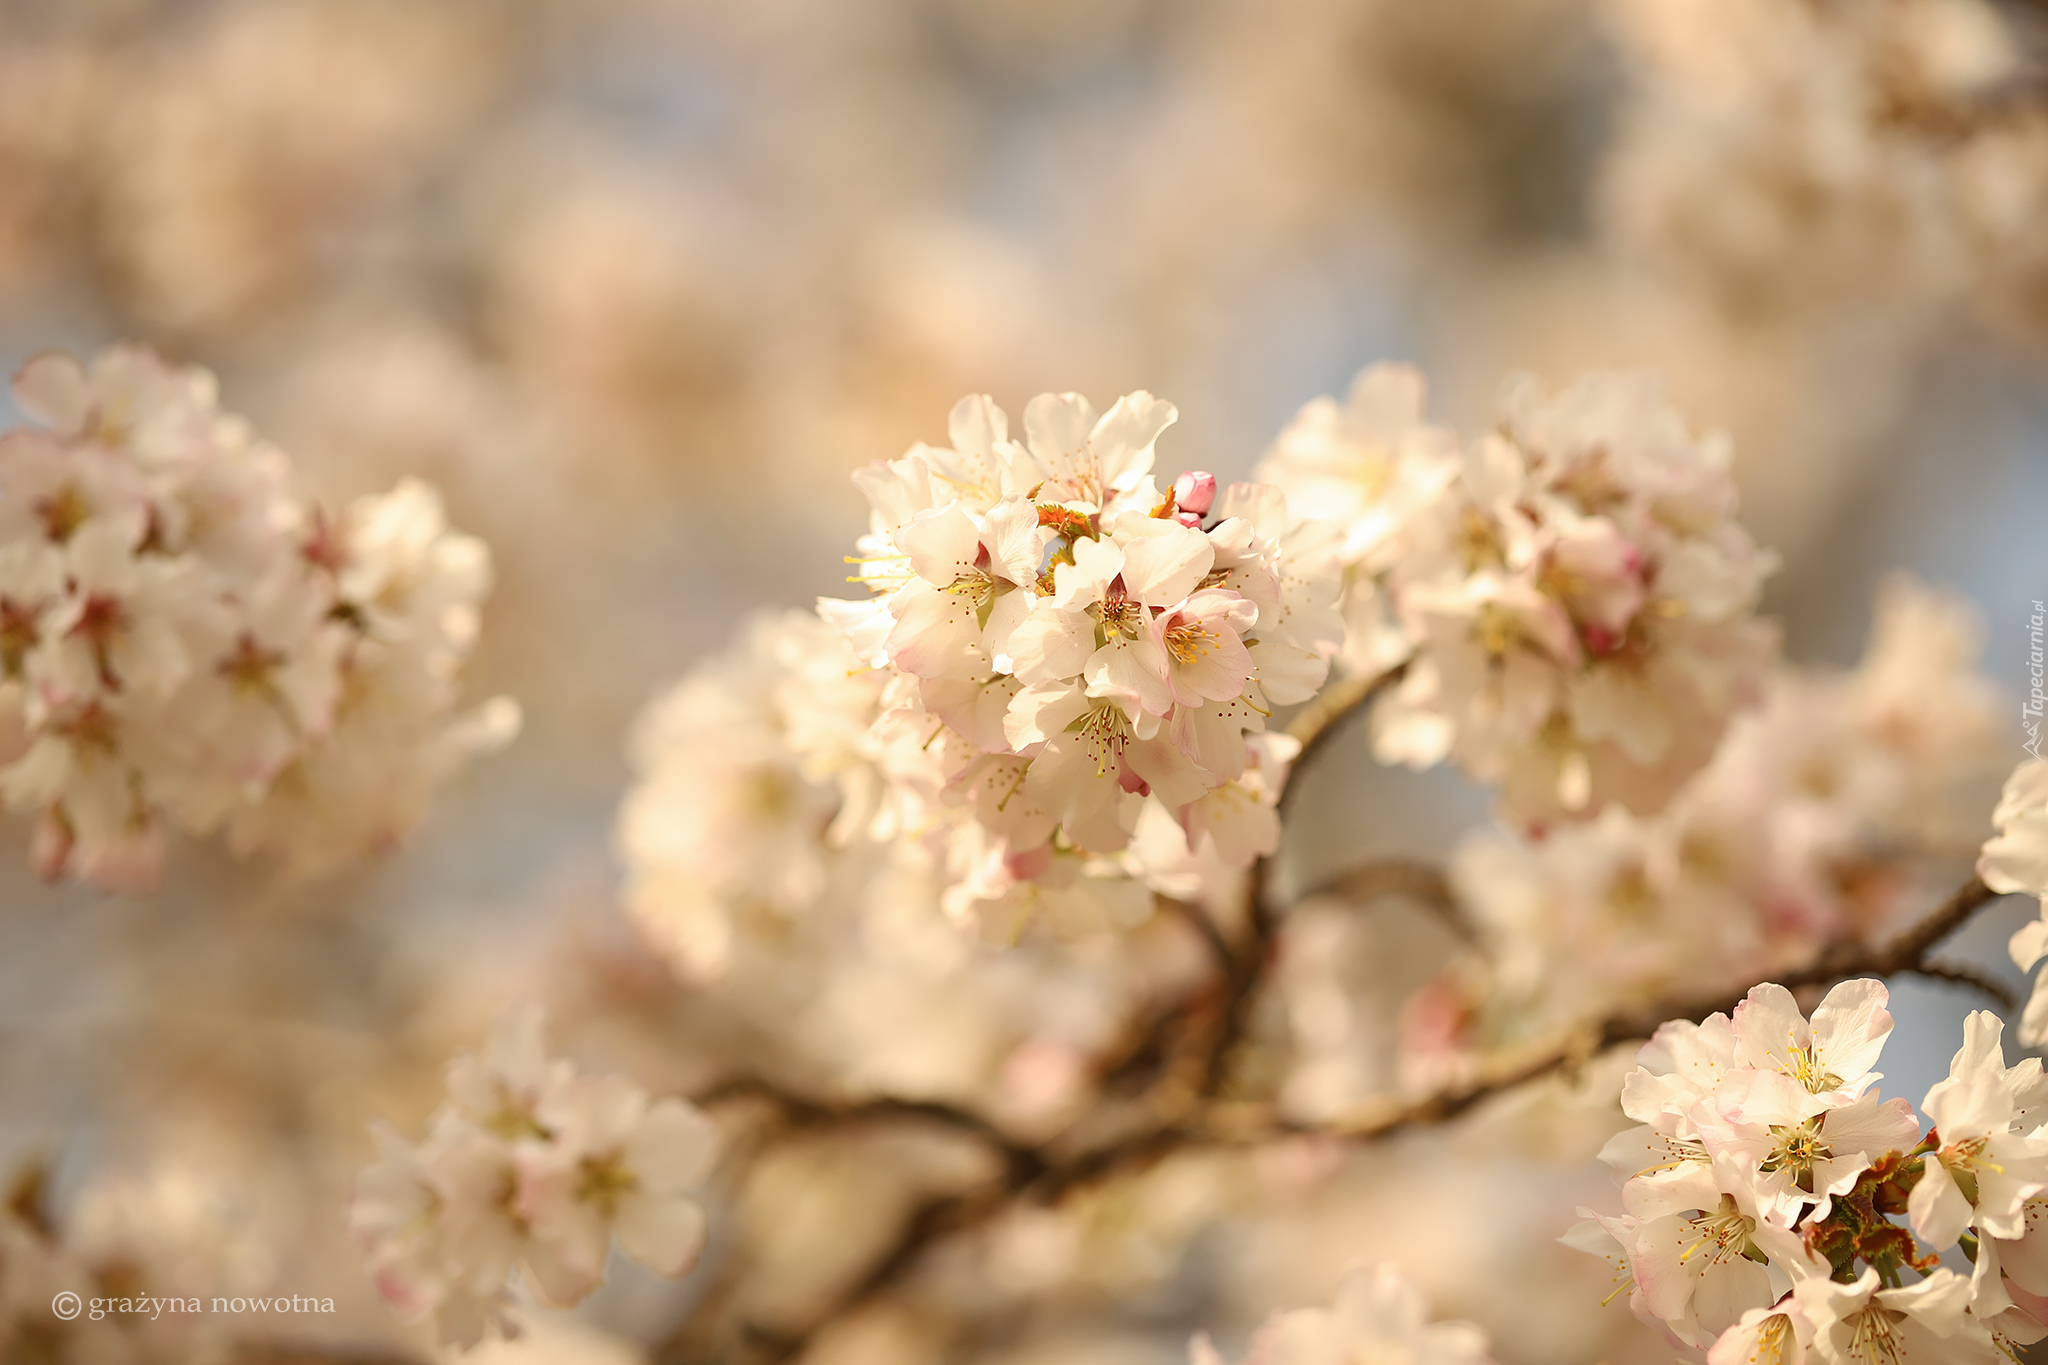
[1172,470,1217,516]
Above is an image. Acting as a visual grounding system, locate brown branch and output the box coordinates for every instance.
[1188,875,2014,1150]
[1276,662,1404,818]
[1199,666,1408,1100]
[668,655,2009,1365]
[688,1075,1045,1184]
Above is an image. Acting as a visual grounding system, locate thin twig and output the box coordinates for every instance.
[1200,667,1409,1100]
[1177,876,2013,1151]
[1905,961,2020,1013]
[690,1076,1045,1183]
[1276,662,1404,818]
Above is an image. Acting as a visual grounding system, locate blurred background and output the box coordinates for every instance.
[0,0,2045,1361]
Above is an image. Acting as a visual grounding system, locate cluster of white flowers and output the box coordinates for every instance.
[1575,980,2048,1362]
[1191,1265,1494,1365]
[349,1006,718,1348]
[824,391,1343,920]
[1983,758,2048,1041]
[0,345,515,890]
[1258,364,1778,830]
[1371,575,2009,1083]
[1601,0,2048,335]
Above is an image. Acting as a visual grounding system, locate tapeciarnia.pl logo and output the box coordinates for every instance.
[2027,598,2045,759]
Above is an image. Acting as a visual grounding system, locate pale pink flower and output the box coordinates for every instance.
[520,1076,720,1286]
[1794,1268,2000,1365]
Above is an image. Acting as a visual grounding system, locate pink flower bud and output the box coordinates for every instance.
[1174,511,1204,529]
[1173,470,1217,516]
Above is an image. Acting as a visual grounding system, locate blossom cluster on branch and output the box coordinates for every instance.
[1258,364,1778,831]
[348,1006,719,1348]
[0,345,515,890]
[618,610,1186,1112]
[821,391,1345,925]
[1576,979,2048,1362]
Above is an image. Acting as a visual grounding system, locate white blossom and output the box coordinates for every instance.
[1795,1268,1999,1365]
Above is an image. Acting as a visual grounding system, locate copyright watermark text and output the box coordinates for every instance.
[51,1290,335,1321]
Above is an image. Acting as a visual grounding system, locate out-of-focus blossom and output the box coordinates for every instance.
[94,0,500,335]
[1601,0,2048,342]
[0,1157,276,1363]
[0,345,515,890]
[349,1005,719,1349]
[1254,364,1460,678]
[1191,1265,1496,1365]
[617,606,1206,1116]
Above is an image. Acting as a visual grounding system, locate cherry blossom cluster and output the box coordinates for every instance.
[1982,757,2048,1042]
[1574,980,2048,1363]
[823,391,1343,919]
[348,1006,718,1349]
[1374,575,2008,1087]
[0,345,515,891]
[1191,1266,1494,1365]
[1258,364,1778,830]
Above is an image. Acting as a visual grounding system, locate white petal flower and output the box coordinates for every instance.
[1795,1268,2001,1365]
[521,1075,719,1285]
[1731,979,1893,1103]
[1911,1014,2048,1247]
[1707,1304,1811,1365]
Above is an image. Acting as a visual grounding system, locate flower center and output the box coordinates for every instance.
[1761,1117,1829,1183]
[1165,621,1216,665]
[576,1153,641,1217]
[1679,1196,1759,1270]
[1844,1304,1907,1365]
[36,485,89,544]
[1098,582,1144,638]
[1075,702,1132,777]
